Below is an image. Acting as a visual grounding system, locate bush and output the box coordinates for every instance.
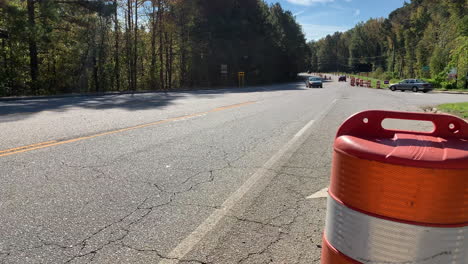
[441,81,457,90]
[425,78,441,88]
[426,72,448,89]
[371,67,385,80]
[381,72,394,81]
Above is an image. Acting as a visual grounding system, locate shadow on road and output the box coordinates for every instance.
[0,82,306,122]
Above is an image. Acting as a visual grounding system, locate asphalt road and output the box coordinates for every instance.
[1,77,467,264]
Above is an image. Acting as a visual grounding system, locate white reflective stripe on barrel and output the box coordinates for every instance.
[325,196,468,264]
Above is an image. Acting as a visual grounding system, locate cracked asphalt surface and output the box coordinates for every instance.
[1,76,467,264]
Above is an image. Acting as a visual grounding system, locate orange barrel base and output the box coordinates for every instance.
[321,236,361,264]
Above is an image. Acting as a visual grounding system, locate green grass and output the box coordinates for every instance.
[438,102,468,118]
[435,88,468,92]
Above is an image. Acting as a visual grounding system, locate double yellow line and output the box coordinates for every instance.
[0,101,255,158]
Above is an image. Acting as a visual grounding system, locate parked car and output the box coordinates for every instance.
[389,79,433,92]
[338,76,347,82]
[307,76,323,88]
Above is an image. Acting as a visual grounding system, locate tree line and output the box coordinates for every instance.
[0,0,309,96]
[308,0,467,89]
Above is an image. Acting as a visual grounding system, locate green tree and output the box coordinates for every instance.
[448,36,468,89]
[308,0,467,89]
[0,0,309,96]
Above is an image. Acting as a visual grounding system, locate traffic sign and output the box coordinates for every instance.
[238,72,245,88]
[221,64,228,74]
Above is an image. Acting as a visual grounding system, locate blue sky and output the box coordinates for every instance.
[264,0,406,41]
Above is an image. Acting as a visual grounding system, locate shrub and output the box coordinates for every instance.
[441,81,457,90]
[381,72,394,81]
[425,78,441,88]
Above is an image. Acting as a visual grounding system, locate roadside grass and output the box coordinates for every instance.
[434,88,468,92]
[438,102,468,118]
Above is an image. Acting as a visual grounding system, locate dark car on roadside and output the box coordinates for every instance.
[389,79,433,93]
[306,76,323,88]
[338,76,347,82]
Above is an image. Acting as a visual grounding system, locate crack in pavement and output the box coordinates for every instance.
[40,166,221,263]
[59,160,114,180]
[228,215,284,229]
[171,202,222,210]
[1,104,309,263]
[61,195,173,263]
[236,229,287,264]
[201,161,322,264]
[122,243,210,264]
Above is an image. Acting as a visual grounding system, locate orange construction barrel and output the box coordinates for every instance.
[322,110,468,264]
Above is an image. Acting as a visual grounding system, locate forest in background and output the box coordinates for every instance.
[308,0,467,89]
[0,0,309,96]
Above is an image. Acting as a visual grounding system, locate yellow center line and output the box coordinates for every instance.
[0,141,58,154]
[0,101,256,158]
[211,101,255,111]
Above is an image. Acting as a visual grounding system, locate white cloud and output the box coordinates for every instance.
[300,11,331,20]
[286,0,334,6]
[301,24,350,40]
[329,3,345,10]
[293,10,307,16]
[354,9,360,16]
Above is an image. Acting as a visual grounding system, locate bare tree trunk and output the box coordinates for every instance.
[150,0,157,88]
[126,0,133,90]
[8,38,15,94]
[164,31,170,89]
[399,57,404,78]
[133,0,138,91]
[93,44,99,92]
[392,42,396,74]
[1,39,6,75]
[180,42,186,87]
[27,0,39,94]
[114,0,120,91]
[1,38,9,94]
[179,21,187,88]
[52,49,56,84]
[99,18,108,92]
[168,33,173,89]
[157,0,164,90]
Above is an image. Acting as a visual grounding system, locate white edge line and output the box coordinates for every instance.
[158,98,339,264]
[306,187,329,199]
[294,120,315,138]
